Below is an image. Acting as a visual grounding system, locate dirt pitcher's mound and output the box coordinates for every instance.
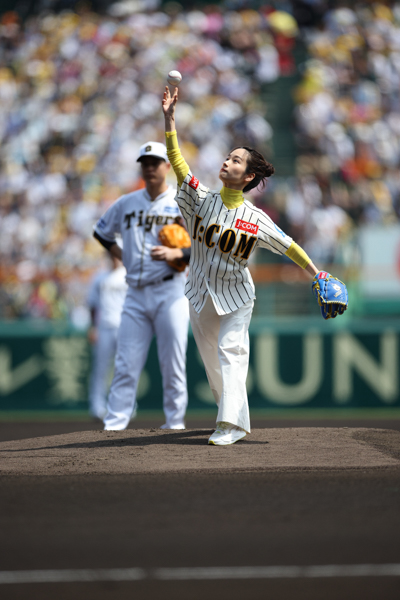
[1,428,399,476]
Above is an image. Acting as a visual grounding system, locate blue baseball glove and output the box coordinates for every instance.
[312,271,348,320]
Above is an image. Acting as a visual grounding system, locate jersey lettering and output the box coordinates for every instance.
[124,211,174,230]
[189,175,199,190]
[194,222,258,261]
[205,224,221,248]
[233,233,257,260]
[145,215,155,232]
[235,219,259,235]
[218,229,236,253]
[124,211,136,229]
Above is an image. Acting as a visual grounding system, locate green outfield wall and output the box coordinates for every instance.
[0,318,399,415]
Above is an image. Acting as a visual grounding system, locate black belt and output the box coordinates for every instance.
[145,274,174,286]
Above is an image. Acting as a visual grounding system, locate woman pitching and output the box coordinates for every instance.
[162,86,320,445]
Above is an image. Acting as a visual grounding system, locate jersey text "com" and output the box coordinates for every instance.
[192,215,257,260]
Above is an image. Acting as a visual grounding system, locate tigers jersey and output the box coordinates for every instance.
[176,171,293,315]
[94,186,185,287]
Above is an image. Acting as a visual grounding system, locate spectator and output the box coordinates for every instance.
[3,2,400,318]
[0,4,278,319]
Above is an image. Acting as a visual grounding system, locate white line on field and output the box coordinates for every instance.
[0,568,146,584]
[0,564,400,585]
[155,564,400,580]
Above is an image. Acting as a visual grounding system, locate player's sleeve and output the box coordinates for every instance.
[175,170,209,219]
[256,212,293,255]
[93,199,122,248]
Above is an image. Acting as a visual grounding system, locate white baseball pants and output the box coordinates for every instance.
[189,294,253,433]
[89,325,118,420]
[104,277,189,430]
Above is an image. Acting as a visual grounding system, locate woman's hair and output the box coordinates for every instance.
[232,146,275,193]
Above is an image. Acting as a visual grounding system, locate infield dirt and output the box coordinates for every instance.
[1,427,399,475]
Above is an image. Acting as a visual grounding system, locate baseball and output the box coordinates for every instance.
[167,70,182,86]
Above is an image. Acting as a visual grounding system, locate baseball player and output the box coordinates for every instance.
[162,86,321,445]
[87,254,128,420]
[93,141,190,430]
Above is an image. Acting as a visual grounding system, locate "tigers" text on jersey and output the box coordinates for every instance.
[124,211,177,231]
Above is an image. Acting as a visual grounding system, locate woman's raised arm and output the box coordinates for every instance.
[162,86,178,132]
[162,85,190,186]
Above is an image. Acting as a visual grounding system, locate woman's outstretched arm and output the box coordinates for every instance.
[285,241,319,276]
[162,86,189,186]
[162,85,178,132]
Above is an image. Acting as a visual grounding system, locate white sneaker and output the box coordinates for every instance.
[208,422,246,446]
[159,423,185,430]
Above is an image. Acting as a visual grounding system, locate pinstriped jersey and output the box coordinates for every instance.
[176,171,293,315]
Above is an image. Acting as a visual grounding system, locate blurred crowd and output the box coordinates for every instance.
[287,1,400,264]
[0,1,293,322]
[1,1,400,321]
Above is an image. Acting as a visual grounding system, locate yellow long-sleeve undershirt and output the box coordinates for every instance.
[165,130,189,186]
[285,241,311,269]
[165,130,311,269]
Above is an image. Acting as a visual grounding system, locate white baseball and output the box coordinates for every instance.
[167,70,182,86]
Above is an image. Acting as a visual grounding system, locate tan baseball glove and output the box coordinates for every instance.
[158,223,191,272]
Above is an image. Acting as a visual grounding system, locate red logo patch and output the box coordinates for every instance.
[318,271,328,279]
[235,219,259,235]
[189,175,199,190]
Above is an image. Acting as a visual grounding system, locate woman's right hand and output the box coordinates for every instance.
[162,86,178,123]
